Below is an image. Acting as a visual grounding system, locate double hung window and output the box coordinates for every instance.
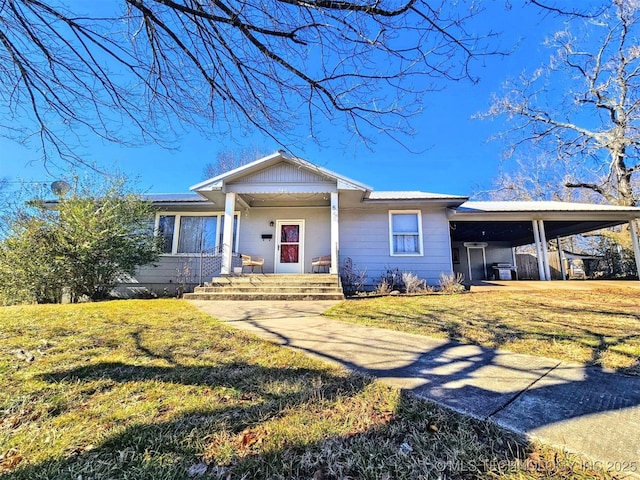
[389,211,423,256]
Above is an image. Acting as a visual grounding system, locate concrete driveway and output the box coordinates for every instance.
[190,299,640,468]
[470,279,640,291]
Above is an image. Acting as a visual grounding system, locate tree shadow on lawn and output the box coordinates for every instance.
[383,296,640,374]
[232,315,640,464]
[4,361,583,480]
[1,349,589,479]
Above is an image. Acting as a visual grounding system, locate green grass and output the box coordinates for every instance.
[0,299,617,479]
[325,287,640,374]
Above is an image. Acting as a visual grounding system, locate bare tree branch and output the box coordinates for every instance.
[484,1,640,207]
[0,0,498,168]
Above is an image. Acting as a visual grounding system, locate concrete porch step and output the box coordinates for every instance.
[184,292,345,301]
[195,286,343,294]
[206,274,339,286]
[184,273,344,301]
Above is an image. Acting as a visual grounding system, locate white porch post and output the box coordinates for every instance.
[538,220,552,281]
[631,219,640,281]
[330,192,339,275]
[532,220,546,281]
[221,192,236,275]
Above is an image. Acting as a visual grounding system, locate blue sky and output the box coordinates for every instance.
[0,2,571,198]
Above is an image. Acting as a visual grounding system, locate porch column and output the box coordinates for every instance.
[538,220,552,281]
[631,219,640,280]
[221,192,236,275]
[532,220,546,281]
[330,192,339,275]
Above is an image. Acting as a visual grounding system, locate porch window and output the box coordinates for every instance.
[156,213,238,254]
[389,210,423,256]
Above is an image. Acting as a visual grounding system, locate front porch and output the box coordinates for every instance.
[190,153,368,277]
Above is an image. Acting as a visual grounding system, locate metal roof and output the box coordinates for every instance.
[367,191,468,200]
[143,193,209,203]
[456,201,640,213]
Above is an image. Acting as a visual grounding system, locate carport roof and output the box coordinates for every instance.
[448,201,640,247]
[455,201,640,214]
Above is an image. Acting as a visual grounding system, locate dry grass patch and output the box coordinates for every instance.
[325,287,640,374]
[0,299,616,479]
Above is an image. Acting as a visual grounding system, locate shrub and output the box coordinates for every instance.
[0,176,161,304]
[379,267,405,292]
[402,272,427,293]
[375,278,392,295]
[339,257,367,296]
[438,272,466,294]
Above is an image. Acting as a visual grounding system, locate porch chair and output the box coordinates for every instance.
[311,254,331,273]
[241,254,265,273]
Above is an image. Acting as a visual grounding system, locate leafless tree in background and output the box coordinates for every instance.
[202,145,266,179]
[0,0,495,168]
[486,0,640,206]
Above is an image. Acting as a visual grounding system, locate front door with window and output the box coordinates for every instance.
[275,220,305,273]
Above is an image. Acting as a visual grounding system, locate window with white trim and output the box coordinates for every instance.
[156,213,239,254]
[389,210,423,256]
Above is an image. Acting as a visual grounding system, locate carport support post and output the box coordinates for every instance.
[538,220,552,281]
[557,236,567,280]
[330,192,339,275]
[221,192,236,275]
[532,220,546,281]
[631,219,640,280]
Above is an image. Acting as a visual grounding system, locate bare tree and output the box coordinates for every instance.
[485,0,640,206]
[202,146,266,179]
[480,153,582,201]
[0,0,495,168]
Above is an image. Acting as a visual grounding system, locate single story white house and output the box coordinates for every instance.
[124,151,640,296]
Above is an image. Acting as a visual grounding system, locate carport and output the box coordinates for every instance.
[447,201,640,281]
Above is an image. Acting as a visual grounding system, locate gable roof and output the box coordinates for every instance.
[191,151,371,193]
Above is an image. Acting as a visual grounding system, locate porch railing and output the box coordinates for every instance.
[198,246,242,285]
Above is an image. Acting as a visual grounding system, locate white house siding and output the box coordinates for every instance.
[339,206,454,288]
[229,161,336,188]
[116,255,205,297]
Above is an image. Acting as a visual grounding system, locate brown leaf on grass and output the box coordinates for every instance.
[239,428,264,449]
[0,449,23,472]
[429,424,439,432]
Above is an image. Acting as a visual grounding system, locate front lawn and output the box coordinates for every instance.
[0,300,612,479]
[325,287,640,374]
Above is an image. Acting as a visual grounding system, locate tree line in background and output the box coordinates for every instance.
[0,177,161,305]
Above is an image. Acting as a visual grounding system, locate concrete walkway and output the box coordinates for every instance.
[190,299,640,468]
